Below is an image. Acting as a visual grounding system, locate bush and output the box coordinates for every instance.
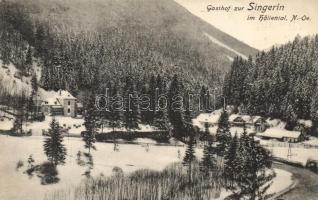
[45,162,222,200]
[16,160,24,171]
[35,113,45,122]
[39,162,59,185]
[24,162,59,184]
[112,166,123,175]
[306,159,318,173]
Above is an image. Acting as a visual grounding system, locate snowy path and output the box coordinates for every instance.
[274,162,318,200]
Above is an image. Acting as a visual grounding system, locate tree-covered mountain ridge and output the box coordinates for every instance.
[0,0,256,94]
[224,34,318,132]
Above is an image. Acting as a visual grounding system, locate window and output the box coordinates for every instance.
[68,101,71,105]
[68,108,71,113]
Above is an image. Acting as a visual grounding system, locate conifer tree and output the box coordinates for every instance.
[109,84,121,131]
[215,110,231,157]
[232,136,274,200]
[200,139,216,176]
[224,132,239,186]
[98,83,111,133]
[30,73,39,118]
[35,24,45,56]
[147,75,156,124]
[285,104,297,130]
[311,114,318,137]
[12,95,26,135]
[201,122,210,142]
[140,83,149,124]
[199,85,207,112]
[83,91,97,153]
[168,74,184,138]
[43,118,67,166]
[31,73,38,94]
[25,46,32,75]
[123,76,140,131]
[183,134,196,184]
[27,94,34,119]
[183,100,194,140]
[153,75,169,130]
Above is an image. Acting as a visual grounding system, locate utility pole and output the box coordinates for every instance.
[287,143,296,160]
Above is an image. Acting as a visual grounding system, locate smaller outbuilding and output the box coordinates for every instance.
[193,111,221,129]
[252,116,269,132]
[229,114,253,127]
[257,128,304,143]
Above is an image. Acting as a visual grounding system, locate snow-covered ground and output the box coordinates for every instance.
[0,135,191,200]
[0,118,14,131]
[268,169,293,194]
[215,168,293,199]
[0,110,15,131]
[0,135,293,200]
[0,112,158,137]
[24,116,85,136]
[302,137,318,146]
[268,146,318,165]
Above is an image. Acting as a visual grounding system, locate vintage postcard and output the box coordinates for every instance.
[0,0,318,199]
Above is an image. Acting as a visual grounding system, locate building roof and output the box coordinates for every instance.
[42,98,61,106]
[194,112,221,125]
[229,114,253,124]
[257,128,301,139]
[241,115,253,123]
[252,116,262,123]
[297,119,313,127]
[229,114,265,124]
[40,90,76,106]
[56,90,76,100]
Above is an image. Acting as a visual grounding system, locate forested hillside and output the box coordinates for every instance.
[224,35,318,130]
[0,0,256,96]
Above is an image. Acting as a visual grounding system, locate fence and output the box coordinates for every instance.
[261,141,318,149]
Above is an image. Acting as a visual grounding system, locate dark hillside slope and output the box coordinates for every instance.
[0,0,257,92]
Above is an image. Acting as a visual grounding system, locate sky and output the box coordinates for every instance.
[175,0,318,50]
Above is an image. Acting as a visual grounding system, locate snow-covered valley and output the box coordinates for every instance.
[0,135,293,200]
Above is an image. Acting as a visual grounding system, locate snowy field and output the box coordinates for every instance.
[268,146,318,165]
[0,135,292,200]
[258,138,318,165]
[0,135,190,200]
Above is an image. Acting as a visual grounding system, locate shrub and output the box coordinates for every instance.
[112,166,123,175]
[24,162,59,184]
[16,160,24,171]
[39,162,59,185]
[45,162,222,200]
